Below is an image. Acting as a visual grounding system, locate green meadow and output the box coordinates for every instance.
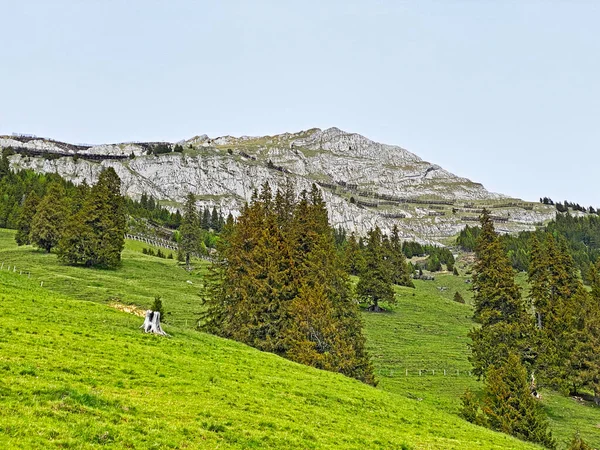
[0,228,598,448]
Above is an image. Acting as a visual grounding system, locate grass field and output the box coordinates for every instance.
[1,228,598,448]
[362,274,600,448]
[0,231,207,328]
[0,266,541,449]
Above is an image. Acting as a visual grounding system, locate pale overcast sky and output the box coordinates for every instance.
[1,1,599,206]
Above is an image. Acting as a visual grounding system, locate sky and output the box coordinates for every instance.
[1,1,599,206]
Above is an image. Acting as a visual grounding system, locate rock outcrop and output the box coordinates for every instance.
[2,128,555,242]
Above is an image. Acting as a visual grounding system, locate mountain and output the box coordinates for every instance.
[1,128,555,242]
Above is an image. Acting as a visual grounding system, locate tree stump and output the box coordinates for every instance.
[140,310,169,336]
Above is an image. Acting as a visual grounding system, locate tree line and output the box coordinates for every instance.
[457,213,600,282]
[461,211,600,449]
[13,167,127,268]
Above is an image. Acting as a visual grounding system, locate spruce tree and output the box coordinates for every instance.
[357,226,395,312]
[200,183,375,385]
[15,191,40,246]
[30,183,68,252]
[388,225,414,287]
[58,168,126,268]
[343,232,364,276]
[180,193,200,270]
[481,353,555,449]
[468,210,531,377]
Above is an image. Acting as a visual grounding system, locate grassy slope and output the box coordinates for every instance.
[362,273,600,449]
[0,232,206,328]
[1,229,597,448]
[0,271,539,449]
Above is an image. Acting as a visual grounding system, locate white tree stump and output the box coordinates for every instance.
[140,310,169,336]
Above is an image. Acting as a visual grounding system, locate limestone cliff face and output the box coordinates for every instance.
[3,128,555,242]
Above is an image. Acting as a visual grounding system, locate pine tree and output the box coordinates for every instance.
[468,210,531,377]
[30,183,68,252]
[180,193,200,270]
[210,206,220,231]
[481,353,555,449]
[15,191,40,246]
[357,226,395,312]
[388,225,414,287]
[472,210,526,326]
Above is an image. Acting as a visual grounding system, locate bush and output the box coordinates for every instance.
[453,292,465,304]
[151,296,165,319]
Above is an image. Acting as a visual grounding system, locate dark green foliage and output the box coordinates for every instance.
[453,266,459,276]
[456,225,481,252]
[180,193,200,269]
[385,226,414,288]
[200,183,375,385]
[58,168,126,268]
[482,354,555,449]
[453,291,465,303]
[343,232,364,276]
[125,194,181,229]
[426,255,442,272]
[460,389,483,425]
[30,183,69,252]
[459,213,600,282]
[15,191,40,246]
[568,433,592,450]
[151,296,165,319]
[357,226,395,311]
[149,143,172,155]
[468,211,531,377]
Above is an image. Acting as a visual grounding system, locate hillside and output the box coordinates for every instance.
[1,229,598,448]
[1,129,556,241]
[0,255,541,449]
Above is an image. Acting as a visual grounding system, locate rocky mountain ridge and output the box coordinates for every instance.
[1,128,556,242]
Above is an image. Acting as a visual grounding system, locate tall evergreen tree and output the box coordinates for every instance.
[481,354,555,449]
[387,225,414,287]
[180,193,201,270]
[15,191,40,246]
[468,210,531,377]
[30,183,68,252]
[58,168,126,268]
[200,183,375,385]
[357,226,395,312]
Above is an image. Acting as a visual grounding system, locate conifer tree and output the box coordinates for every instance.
[180,193,200,270]
[30,183,68,252]
[472,210,526,326]
[15,191,40,246]
[201,206,211,230]
[343,232,364,276]
[200,183,375,385]
[210,206,220,231]
[357,226,395,312]
[468,210,531,377]
[388,225,414,287]
[481,354,555,449]
[59,168,126,268]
